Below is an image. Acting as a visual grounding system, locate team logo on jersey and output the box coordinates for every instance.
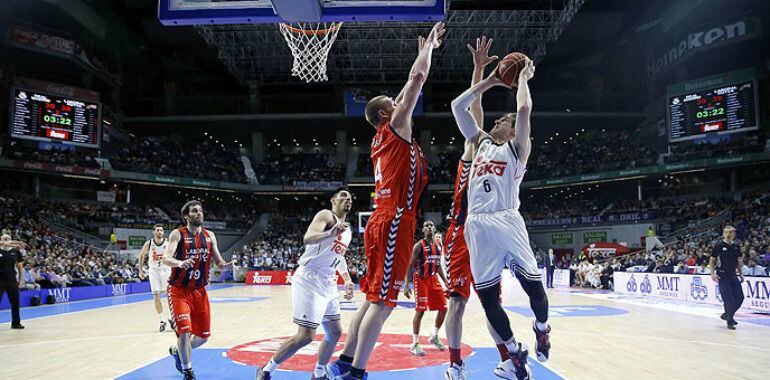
[331,238,349,255]
[473,159,508,177]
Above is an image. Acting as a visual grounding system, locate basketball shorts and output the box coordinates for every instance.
[149,266,171,294]
[291,266,340,329]
[465,209,541,291]
[360,209,417,307]
[443,223,473,299]
[168,285,211,338]
[414,273,447,312]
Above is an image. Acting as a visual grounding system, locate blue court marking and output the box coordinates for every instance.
[210,296,268,303]
[117,347,564,380]
[505,305,628,317]
[0,284,239,323]
[339,300,416,311]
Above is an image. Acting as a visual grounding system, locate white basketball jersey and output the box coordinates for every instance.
[147,238,169,269]
[299,213,352,277]
[467,138,526,214]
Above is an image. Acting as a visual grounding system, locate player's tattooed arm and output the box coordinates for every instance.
[162,229,194,269]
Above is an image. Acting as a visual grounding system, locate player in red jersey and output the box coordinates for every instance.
[403,220,448,356]
[162,200,232,380]
[444,37,516,380]
[329,21,445,380]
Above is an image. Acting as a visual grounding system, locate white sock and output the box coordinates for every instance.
[535,320,549,332]
[158,313,165,322]
[431,326,439,338]
[504,341,519,354]
[264,359,279,373]
[182,362,192,370]
[313,364,326,377]
[412,334,420,344]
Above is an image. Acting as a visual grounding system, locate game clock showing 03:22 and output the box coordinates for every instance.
[667,80,757,143]
[10,88,102,148]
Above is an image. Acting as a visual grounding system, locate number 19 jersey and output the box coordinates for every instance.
[467,138,526,215]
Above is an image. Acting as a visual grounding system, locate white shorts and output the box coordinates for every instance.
[149,266,171,294]
[465,208,541,290]
[291,266,340,329]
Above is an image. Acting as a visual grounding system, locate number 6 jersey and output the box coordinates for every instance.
[467,137,527,215]
[168,227,213,289]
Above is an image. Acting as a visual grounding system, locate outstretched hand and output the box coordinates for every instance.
[425,22,446,49]
[467,36,498,68]
[519,58,535,83]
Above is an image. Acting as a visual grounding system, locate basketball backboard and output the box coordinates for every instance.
[158,0,447,26]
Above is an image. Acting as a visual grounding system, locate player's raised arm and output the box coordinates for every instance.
[451,70,509,145]
[513,58,534,164]
[462,36,498,159]
[390,22,445,138]
[303,210,340,245]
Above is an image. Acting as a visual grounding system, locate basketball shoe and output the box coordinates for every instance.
[430,335,446,351]
[159,320,167,333]
[256,367,272,380]
[410,342,426,356]
[533,320,551,362]
[444,362,467,380]
[169,346,182,373]
[493,343,531,380]
[183,368,196,380]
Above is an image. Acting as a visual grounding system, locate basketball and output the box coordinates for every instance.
[497,52,529,87]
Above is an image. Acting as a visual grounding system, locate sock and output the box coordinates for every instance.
[504,341,520,355]
[535,320,549,332]
[496,344,509,361]
[431,326,439,338]
[158,313,164,322]
[182,362,192,370]
[313,364,326,377]
[412,334,419,344]
[264,359,279,373]
[350,366,365,379]
[338,354,354,364]
[449,348,462,365]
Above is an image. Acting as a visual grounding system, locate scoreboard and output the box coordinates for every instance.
[10,88,101,148]
[667,69,758,143]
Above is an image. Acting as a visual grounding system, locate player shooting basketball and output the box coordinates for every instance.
[449,46,551,380]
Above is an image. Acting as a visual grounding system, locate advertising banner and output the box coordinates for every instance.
[12,160,109,177]
[245,270,346,286]
[613,272,770,314]
[583,231,608,244]
[0,282,151,309]
[551,233,573,245]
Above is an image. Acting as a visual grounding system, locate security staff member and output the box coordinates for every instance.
[709,226,744,330]
[0,233,26,329]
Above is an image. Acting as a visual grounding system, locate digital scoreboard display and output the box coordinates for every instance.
[667,69,758,143]
[10,88,101,148]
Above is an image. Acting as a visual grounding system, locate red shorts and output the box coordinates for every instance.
[360,209,416,307]
[414,273,447,312]
[168,285,211,338]
[444,223,473,299]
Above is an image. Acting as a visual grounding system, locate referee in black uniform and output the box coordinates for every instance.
[0,233,27,329]
[709,226,744,330]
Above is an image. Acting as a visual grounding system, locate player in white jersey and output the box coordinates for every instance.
[137,224,174,332]
[451,53,550,380]
[257,189,355,380]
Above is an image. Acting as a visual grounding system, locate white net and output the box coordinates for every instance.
[278,22,342,83]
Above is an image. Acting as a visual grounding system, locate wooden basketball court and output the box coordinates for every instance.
[1,275,768,379]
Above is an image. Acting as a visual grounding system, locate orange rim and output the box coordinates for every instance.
[280,22,342,36]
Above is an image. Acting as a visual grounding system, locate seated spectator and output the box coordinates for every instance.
[674,261,689,274]
[695,262,711,275]
[742,258,767,277]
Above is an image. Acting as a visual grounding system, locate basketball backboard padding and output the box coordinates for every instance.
[158,0,446,26]
[272,0,322,22]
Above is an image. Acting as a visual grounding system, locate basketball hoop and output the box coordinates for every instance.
[278,22,342,83]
